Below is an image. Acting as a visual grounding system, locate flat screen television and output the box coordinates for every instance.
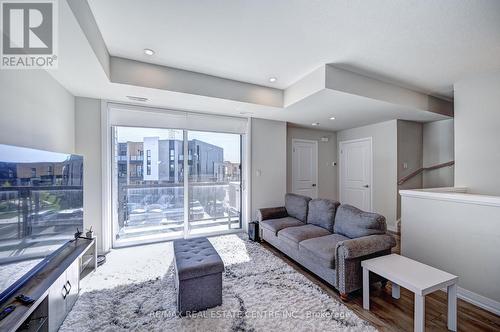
[0,144,83,305]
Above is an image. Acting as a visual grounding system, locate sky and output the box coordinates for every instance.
[116,127,241,163]
[0,144,72,163]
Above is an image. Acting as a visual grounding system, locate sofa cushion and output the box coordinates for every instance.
[299,234,349,268]
[307,199,340,232]
[277,224,331,250]
[260,217,305,235]
[285,193,311,222]
[258,206,288,221]
[334,204,386,239]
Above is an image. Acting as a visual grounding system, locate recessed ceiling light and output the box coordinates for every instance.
[269,77,277,83]
[329,117,336,120]
[126,95,148,102]
[312,122,319,126]
[239,111,253,115]
[144,48,155,56]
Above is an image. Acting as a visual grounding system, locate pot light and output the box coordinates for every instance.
[269,77,277,83]
[144,48,155,56]
[329,117,336,120]
[312,122,319,126]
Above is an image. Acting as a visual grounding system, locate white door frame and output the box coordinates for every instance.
[291,138,318,198]
[101,100,112,254]
[338,137,373,212]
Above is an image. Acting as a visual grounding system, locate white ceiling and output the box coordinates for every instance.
[88,0,500,98]
[284,89,447,131]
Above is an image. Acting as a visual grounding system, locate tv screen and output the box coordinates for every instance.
[0,144,83,304]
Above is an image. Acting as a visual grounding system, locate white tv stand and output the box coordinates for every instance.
[0,238,97,332]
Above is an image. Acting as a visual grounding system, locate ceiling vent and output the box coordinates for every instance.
[126,95,148,102]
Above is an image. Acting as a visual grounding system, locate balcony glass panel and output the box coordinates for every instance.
[113,128,184,245]
[187,130,241,235]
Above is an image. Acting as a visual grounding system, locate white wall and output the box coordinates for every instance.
[286,126,337,200]
[454,71,500,195]
[423,119,454,188]
[397,120,423,218]
[401,190,500,314]
[251,118,287,219]
[0,70,75,152]
[75,97,103,252]
[337,120,398,230]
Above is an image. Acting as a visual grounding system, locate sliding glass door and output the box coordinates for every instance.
[187,130,241,235]
[112,126,242,247]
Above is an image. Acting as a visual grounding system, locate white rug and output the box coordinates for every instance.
[60,234,376,332]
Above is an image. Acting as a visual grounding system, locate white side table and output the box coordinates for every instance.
[361,254,458,332]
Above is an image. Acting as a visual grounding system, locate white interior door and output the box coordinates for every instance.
[340,138,372,211]
[292,139,318,198]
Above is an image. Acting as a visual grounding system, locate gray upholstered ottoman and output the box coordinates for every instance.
[173,237,224,315]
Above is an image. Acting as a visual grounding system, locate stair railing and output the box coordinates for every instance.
[398,161,454,185]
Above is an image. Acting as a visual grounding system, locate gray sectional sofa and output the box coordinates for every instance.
[258,193,396,299]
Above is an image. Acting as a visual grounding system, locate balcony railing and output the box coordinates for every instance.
[116,182,241,239]
[0,186,83,264]
[0,186,83,240]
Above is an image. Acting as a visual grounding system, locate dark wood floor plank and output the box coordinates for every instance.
[260,241,500,332]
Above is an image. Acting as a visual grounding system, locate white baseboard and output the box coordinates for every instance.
[441,286,500,316]
[457,287,500,316]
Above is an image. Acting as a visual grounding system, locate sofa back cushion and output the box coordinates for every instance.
[307,199,340,232]
[285,193,311,222]
[334,204,386,238]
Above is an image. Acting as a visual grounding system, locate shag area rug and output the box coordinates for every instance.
[60,234,376,331]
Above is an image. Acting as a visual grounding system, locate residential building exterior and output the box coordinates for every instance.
[117,138,225,185]
[0,156,84,187]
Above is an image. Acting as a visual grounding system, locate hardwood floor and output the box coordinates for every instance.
[260,241,500,331]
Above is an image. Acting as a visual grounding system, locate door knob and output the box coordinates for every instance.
[312,184,317,187]
[363,185,369,188]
